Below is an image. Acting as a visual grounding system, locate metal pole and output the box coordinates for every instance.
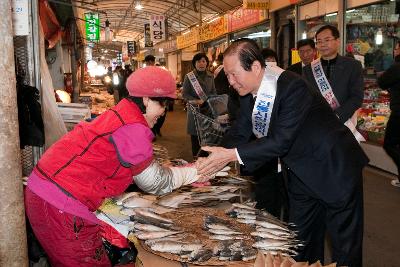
[32,0,41,91]
[71,21,79,102]
[0,1,28,266]
[80,44,85,93]
[338,0,346,55]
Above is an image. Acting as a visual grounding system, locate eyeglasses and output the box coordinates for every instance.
[315,38,337,45]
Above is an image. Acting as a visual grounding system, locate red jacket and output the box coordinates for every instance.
[35,99,152,211]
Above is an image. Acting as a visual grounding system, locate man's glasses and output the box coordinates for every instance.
[315,38,337,45]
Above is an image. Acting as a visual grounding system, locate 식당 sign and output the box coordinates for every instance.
[150,15,166,42]
[85,13,100,41]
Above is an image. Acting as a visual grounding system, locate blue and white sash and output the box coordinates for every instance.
[187,71,207,101]
[311,59,365,142]
[252,66,284,138]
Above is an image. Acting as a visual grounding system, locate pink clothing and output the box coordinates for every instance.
[111,123,154,166]
[27,172,99,224]
[25,188,111,267]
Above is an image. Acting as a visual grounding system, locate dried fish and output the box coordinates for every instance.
[133,223,176,232]
[115,192,140,205]
[209,235,245,240]
[204,223,232,231]
[157,193,190,208]
[251,231,290,240]
[134,209,173,224]
[122,196,154,208]
[135,230,181,240]
[208,228,243,235]
[150,241,203,254]
[188,248,213,262]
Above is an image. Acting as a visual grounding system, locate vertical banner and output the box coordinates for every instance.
[144,23,153,47]
[116,53,122,65]
[85,13,100,41]
[12,0,29,36]
[127,41,136,55]
[150,15,166,42]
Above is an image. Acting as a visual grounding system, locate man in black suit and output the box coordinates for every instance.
[197,38,368,266]
[287,39,316,75]
[303,25,364,125]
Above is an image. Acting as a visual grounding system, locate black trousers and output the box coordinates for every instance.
[251,163,287,219]
[383,113,400,176]
[288,170,363,266]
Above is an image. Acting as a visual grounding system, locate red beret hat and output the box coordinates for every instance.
[126,66,176,99]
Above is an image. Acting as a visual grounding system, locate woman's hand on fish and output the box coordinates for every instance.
[197,146,237,177]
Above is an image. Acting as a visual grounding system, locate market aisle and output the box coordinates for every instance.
[154,102,193,162]
[156,102,400,266]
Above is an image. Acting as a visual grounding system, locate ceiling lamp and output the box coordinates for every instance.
[135,0,143,10]
[375,28,383,45]
[105,19,111,42]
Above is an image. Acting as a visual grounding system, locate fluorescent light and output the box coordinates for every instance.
[346,9,356,13]
[135,0,143,10]
[182,30,190,35]
[326,12,337,17]
[302,30,307,39]
[207,17,220,24]
[375,28,383,45]
[247,30,271,39]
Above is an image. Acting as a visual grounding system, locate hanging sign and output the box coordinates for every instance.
[12,0,29,36]
[150,15,166,42]
[243,0,270,10]
[85,13,100,41]
[144,23,153,47]
[116,53,122,65]
[127,41,136,55]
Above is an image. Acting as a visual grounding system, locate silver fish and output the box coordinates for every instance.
[209,235,244,240]
[144,235,185,246]
[208,228,243,235]
[115,192,140,205]
[250,231,290,240]
[255,220,290,232]
[204,223,232,231]
[122,196,154,208]
[189,248,213,262]
[150,241,203,254]
[133,223,174,232]
[135,209,173,224]
[135,230,181,240]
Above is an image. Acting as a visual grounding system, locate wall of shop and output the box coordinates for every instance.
[47,42,69,90]
[167,52,178,81]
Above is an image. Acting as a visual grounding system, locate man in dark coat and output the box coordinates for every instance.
[197,38,369,266]
[287,39,316,75]
[303,25,364,125]
[378,40,400,186]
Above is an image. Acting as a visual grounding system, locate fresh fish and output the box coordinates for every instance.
[133,223,176,232]
[135,230,181,240]
[255,220,290,232]
[144,235,185,246]
[250,231,290,240]
[209,235,244,240]
[157,193,190,208]
[208,228,243,235]
[115,192,140,205]
[232,203,257,210]
[204,223,232,231]
[242,248,258,261]
[150,241,203,254]
[122,197,154,208]
[237,218,256,225]
[135,209,173,224]
[237,213,257,220]
[188,248,213,262]
[120,208,136,216]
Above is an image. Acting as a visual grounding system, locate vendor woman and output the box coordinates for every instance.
[25,66,203,266]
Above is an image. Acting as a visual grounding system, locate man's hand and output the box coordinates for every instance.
[197,146,237,177]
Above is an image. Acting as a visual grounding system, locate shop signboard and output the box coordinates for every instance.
[228,7,267,32]
[199,16,228,42]
[150,15,166,42]
[127,41,136,55]
[144,23,153,47]
[155,39,177,53]
[116,52,122,65]
[243,0,270,10]
[177,27,200,49]
[12,0,29,36]
[85,13,100,41]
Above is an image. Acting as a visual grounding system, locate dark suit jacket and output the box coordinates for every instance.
[221,70,369,203]
[302,55,364,123]
[286,62,303,75]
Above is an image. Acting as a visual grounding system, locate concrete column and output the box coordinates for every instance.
[0,1,28,266]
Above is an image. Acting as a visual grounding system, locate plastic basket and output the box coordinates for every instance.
[188,104,229,147]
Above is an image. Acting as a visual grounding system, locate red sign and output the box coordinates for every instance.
[228,8,264,32]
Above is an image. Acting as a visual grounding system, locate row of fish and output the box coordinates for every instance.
[226,203,302,257]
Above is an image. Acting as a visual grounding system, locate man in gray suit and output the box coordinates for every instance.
[303,25,364,125]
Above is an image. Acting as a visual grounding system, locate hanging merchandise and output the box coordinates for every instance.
[144,23,153,47]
